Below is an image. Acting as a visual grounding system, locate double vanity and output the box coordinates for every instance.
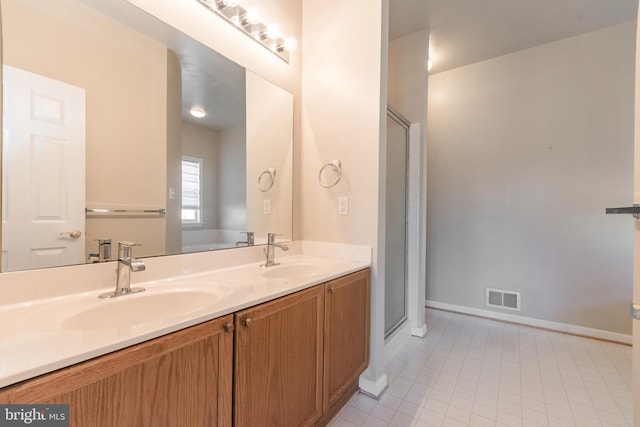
[0,241,371,426]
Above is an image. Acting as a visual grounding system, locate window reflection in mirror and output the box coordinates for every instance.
[0,0,293,272]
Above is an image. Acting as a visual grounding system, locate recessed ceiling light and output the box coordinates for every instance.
[190,107,206,118]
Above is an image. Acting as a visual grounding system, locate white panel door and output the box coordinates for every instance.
[2,65,85,272]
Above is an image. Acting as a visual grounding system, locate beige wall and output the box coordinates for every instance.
[166,50,183,254]
[389,31,429,126]
[301,0,387,393]
[3,0,170,258]
[218,126,247,232]
[427,22,635,334]
[301,0,384,246]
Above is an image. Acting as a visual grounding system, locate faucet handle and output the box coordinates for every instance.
[93,238,112,262]
[245,231,255,245]
[118,241,142,259]
[236,231,255,247]
[267,233,282,244]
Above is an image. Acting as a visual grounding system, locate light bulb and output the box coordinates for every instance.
[243,7,260,25]
[283,37,298,52]
[215,0,238,9]
[190,107,206,118]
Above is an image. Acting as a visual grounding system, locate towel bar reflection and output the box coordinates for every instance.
[605,204,640,219]
[85,208,166,215]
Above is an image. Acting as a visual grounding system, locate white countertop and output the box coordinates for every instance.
[0,245,370,389]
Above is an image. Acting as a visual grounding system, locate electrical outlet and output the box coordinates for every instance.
[263,199,271,215]
[338,196,349,215]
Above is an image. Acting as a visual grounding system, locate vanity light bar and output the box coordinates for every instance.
[196,0,296,63]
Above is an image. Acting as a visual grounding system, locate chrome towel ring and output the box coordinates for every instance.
[318,160,342,188]
[258,168,276,192]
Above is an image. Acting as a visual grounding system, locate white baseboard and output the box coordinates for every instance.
[359,373,388,399]
[426,300,632,345]
[411,325,427,338]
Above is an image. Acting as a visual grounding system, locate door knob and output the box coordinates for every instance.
[631,303,640,320]
[60,230,82,239]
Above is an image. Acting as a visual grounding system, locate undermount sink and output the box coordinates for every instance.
[261,262,326,279]
[61,289,221,331]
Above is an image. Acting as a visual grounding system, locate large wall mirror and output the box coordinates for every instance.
[0,0,293,272]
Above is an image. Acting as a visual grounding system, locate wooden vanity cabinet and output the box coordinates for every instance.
[0,315,234,427]
[233,285,324,427]
[321,269,371,423]
[233,269,370,427]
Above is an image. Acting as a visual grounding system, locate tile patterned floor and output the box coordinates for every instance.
[329,309,633,427]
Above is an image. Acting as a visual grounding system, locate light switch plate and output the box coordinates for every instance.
[338,196,349,215]
[263,199,271,215]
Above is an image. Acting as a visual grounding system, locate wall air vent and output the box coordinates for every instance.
[486,288,521,311]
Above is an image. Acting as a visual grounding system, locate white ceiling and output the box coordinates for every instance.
[389,0,638,74]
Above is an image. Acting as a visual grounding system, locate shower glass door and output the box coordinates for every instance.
[385,108,410,338]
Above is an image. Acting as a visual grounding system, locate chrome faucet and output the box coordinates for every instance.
[99,241,146,298]
[261,233,289,267]
[236,231,255,247]
[88,238,111,263]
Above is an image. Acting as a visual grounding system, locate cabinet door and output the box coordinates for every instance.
[234,286,324,427]
[0,315,234,427]
[324,269,370,410]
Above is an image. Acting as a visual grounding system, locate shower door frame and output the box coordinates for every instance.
[384,106,412,339]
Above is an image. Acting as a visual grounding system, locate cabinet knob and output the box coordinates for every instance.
[329,286,335,294]
[224,322,234,333]
[243,318,253,327]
